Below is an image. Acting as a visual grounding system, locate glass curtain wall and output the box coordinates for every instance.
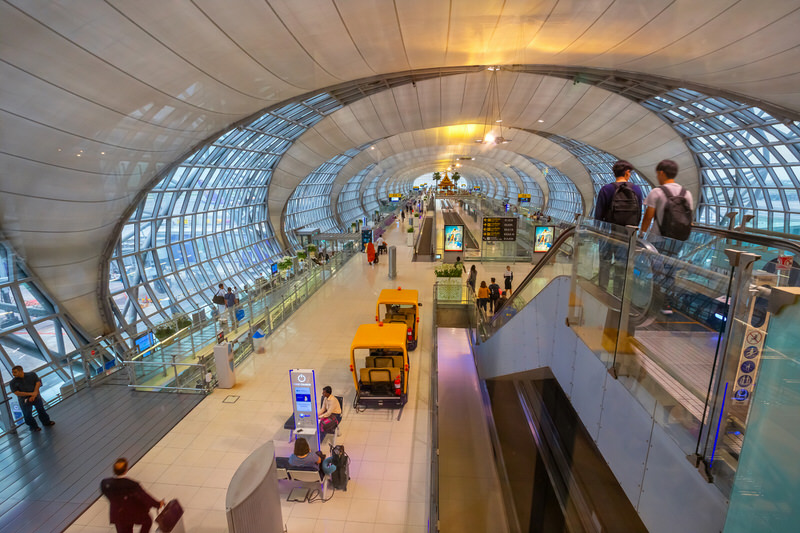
[509,166,545,209]
[540,134,653,214]
[0,238,114,402]
[522,157,584,222]
[641,88,800,234]
[338,166,375,225]
[285,147,364,245]
[107,93,342,336]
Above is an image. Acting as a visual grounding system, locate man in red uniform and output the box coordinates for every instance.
[100,458,164,533]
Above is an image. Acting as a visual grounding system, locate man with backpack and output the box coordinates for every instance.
[488,277,501,313]
[594,161,644,297]
[640,159,694,315]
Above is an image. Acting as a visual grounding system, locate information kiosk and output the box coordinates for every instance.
[214,341,236,388]
[289,369,320,452]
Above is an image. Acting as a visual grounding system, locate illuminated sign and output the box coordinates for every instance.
[518,194,531,203]
[534,226,555,253]
[482,217,517,241]
[444,225,464,252]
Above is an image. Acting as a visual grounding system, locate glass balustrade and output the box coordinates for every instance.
[465,218,800,503]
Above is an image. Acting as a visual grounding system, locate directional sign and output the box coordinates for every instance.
[482,217,517,241]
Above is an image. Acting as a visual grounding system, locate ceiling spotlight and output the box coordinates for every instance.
[371,146,375,150]
[496,119,503,123]
[537,119,544,123]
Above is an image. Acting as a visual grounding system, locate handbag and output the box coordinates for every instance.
[320,416,339,434]
[155,499,184,533]
[212,292,225,305]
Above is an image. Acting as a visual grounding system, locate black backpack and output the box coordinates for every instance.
[606,182,641,227]
[657,186,692,241]
[330,445,350,490]
[489,284,500,299]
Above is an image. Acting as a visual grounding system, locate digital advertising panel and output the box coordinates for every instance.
[534,226,555,253]
[444,225,464,252]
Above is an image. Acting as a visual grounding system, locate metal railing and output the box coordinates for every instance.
[122,246,358,393]
[465,218,800,500]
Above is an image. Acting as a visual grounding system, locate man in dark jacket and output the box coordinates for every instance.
[10,366,55,432]
[100,458,163,533]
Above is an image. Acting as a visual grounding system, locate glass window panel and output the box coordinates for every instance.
[0,287,23,333]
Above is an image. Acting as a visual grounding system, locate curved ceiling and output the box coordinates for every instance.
[269,70,694,242]
[2,0,798,333]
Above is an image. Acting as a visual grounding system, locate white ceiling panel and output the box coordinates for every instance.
[1,0,798,334]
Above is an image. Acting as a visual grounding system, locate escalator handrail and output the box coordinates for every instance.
[690,223,800,256]
[489,226,576,322]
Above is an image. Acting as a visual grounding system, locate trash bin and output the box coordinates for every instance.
[253,329,266,354]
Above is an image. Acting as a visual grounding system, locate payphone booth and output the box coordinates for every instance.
[289,369,320,452]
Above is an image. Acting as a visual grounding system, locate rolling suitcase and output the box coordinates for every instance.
[155,499,184,533]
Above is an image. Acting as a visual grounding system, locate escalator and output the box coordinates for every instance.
[440,221,800,533]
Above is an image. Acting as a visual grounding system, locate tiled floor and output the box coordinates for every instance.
[65,220,444,533]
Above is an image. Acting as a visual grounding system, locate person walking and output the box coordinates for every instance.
[100,458,164,533]
[10,365,55,432]
[488,278,501,313]
[213,283,226,318]
[477,281,490,314]
[594,160,644,297]
[224,287,237,326]
[640,159,694,315]
[467,265,477,292]
[503,265,513,294]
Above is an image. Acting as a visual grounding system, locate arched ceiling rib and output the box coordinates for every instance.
[269,71,693,242]
[2,0,799,333]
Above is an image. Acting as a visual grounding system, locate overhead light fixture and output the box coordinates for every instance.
[478,68,511,146]
[537,119,544,123]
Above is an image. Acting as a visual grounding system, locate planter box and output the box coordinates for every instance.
[436,277,464,301]
[407,233,414,246]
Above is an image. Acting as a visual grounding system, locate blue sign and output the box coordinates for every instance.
[733,389,750,401]
[740,361,756,374]
[743,346,759,359]
[737,375,754,388]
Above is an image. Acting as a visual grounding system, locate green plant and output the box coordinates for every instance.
[176,316,192,330]
[296,251,307,260]
[278,258,294,271]
[307,244,317,253]
[434,264,464,277]
[407,226,415,233]
[154,323,177,342]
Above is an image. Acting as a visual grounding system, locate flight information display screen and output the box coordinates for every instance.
[482,217,517,241]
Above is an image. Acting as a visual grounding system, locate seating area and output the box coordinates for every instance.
[283,395,344,446]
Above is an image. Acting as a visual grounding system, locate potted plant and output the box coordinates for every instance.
[434,263,464,300]
[278,257,294,278]
[406,225,415,246]
[154,323,177,344]
[176,316,192,332]
[296,250,307,261]
[307,244,317,258]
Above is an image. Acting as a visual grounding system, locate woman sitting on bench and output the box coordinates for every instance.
[289,438,322,469]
